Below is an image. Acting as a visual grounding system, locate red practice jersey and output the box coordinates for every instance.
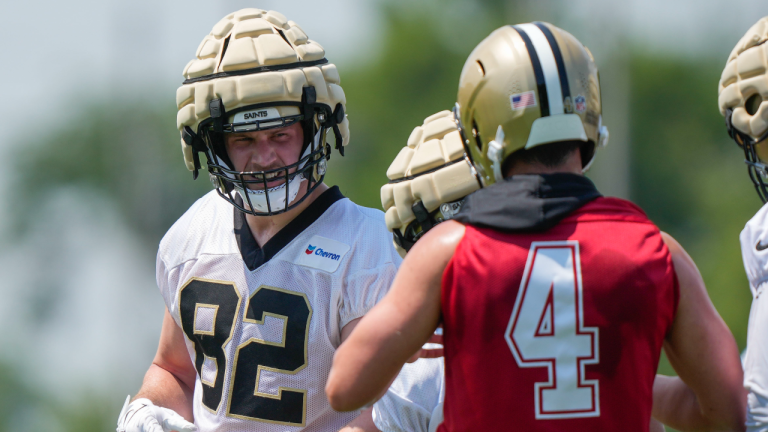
[439,197,678,431]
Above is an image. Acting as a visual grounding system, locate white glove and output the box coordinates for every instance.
[116,395,197,432]
[741,202,768,297]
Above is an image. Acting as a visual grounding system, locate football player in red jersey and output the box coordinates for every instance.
[327,22,746,431]
[371,111,668,432]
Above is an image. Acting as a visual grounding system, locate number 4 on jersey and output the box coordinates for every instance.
[505,241,600,419]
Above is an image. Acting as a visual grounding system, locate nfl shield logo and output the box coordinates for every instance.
[575,95,586,113]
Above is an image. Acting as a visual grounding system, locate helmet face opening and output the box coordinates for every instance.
[198,99,331,151]
[198,99,331,216]
[186,89,343,217]
[744,141,768,203]
[738,130,768,204]
[725,108,768,203]
[207,131,328,216]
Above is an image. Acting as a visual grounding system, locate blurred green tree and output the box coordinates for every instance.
[14,102,210,250]
[0,360,114,432]
[628,52,756,432]
[325,0,519,206]
[630,52,757,352]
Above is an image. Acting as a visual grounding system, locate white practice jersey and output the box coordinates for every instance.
[741,202,768,431]
[372,355,444,432]
[156,187,401,432]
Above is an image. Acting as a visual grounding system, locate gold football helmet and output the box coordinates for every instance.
[381,110,481,256]
[719,16,768,202]
[455,22,608,186]
[176,9,349,215]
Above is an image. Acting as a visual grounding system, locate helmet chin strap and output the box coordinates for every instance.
[487,126,506,183]
[232,130,322,214]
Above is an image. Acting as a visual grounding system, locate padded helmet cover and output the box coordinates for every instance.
[381,110,481,256]
[175,8,349,172]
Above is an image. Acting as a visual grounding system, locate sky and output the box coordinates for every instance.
[0,0,381,155]
[0,0,766,150]
[0,0,766,406]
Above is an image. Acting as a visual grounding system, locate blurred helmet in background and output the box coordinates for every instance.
[455,22,608,187]
[381,110,481,257]
[175,8,349,215]
[719,16,768,203]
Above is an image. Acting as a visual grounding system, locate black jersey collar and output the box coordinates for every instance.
[234,186,345,271]
[453,173,600,232]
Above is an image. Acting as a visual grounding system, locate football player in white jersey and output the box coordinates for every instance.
[719,16,768,432]
[116,8,400,432]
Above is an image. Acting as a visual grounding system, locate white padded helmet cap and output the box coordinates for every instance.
[175,9,349,171]
[381,110,481,256]
[719,16,768,141]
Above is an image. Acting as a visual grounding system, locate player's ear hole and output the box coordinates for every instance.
[476,60,486,77]
[472,120,483,152]
[746,93,763,116]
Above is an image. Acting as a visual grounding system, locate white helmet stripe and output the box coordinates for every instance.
[517,23,564,115]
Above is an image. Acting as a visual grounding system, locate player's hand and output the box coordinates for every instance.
[116,396,197,432]
[741,203,768,294]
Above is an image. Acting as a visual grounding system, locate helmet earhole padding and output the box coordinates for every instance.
[747,94,763,116]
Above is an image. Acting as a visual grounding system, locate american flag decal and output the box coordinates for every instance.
[511,91,537,110]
